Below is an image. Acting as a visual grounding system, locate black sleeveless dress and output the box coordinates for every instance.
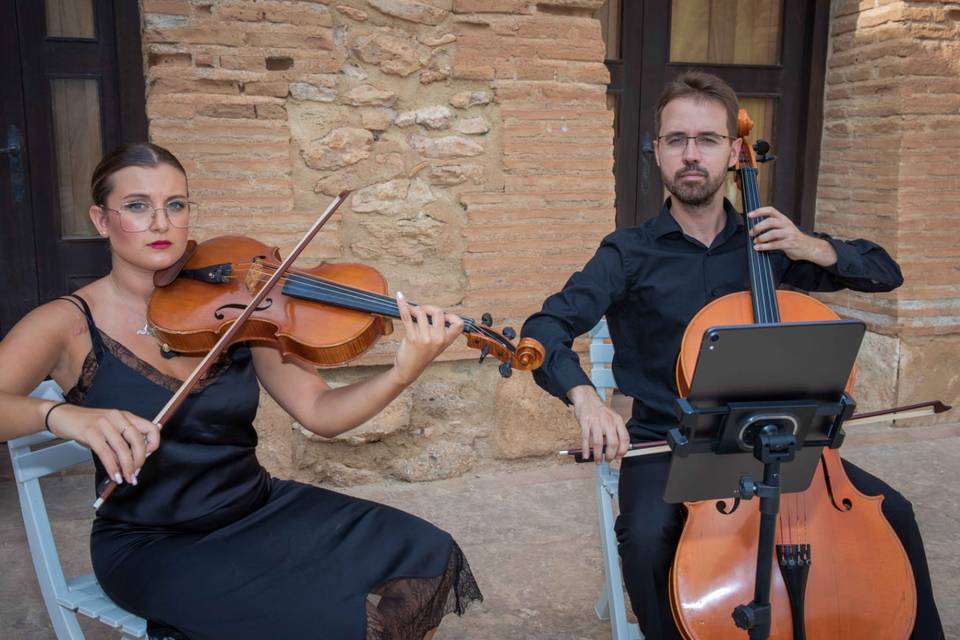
[62,295,481,640]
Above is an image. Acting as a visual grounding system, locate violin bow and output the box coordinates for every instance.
[94,191,351,508]
[559,400,952,462]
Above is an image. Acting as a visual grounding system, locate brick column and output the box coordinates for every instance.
[817,0,960,420]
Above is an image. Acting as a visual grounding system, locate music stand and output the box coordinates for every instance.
[664,320,865,640]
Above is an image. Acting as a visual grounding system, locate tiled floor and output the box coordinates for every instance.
[4,422,958,639]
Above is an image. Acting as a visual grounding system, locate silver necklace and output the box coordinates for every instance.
[108,274,153,336]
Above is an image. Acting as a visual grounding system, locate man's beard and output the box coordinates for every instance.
[662,163,726,207]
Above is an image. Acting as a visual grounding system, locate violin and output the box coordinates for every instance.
[94,192,543,507]
[147,234,543,376]
[668,110,916,639]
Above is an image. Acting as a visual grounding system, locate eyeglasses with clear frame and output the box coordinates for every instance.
[657,133,734,155]
[99,200,197,233]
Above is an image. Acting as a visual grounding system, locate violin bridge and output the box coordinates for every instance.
[380,316,394,336]
[244,260,269,295]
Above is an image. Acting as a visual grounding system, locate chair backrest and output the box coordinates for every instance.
[589,319,617,400]
[9,381,146,638]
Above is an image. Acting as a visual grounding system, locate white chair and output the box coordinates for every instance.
[588,320,643,640]
[8,380,146,639]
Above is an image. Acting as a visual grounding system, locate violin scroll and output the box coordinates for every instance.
[514,337,545,370]
[463,326,544,377]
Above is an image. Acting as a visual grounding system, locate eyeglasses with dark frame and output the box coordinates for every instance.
[656,133,735,154]
[99,200,197,233]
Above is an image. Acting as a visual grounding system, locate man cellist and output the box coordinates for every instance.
[521,71,943,639]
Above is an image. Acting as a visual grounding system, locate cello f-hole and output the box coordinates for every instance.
[716,498,740,515]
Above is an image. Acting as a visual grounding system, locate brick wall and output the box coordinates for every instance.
[817,0,960,420]
[140,0,612,482]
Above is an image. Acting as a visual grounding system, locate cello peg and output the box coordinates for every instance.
[498,362,513,378]
[502,326,516,340]
[479,344,490,363]
[481,312,493,327]
[753,139,776,163]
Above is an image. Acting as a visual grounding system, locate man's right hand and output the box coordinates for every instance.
[568,385,630,463]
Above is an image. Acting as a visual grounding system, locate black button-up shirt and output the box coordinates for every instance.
[521,199,904,441]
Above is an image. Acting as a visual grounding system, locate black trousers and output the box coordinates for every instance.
[615,454,944,640]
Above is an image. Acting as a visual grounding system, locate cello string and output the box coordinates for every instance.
[743,167,771,324]
[742,168,762,323]
[745,168,778,324]
[753,175,779,323]
[746,169,770,324]
[745,168,780,323]
[744,162,796,546]
[743,152,809,552]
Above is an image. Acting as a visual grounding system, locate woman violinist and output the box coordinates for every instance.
[0,143,482,640]
[522,72,942,638]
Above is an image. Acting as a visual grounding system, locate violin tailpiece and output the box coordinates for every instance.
[180,263,232,285]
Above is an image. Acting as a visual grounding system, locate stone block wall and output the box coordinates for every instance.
[816,0,960,422]
[140,0,613,483]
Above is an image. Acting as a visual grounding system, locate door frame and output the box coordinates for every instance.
[1,0,147,336]
[609,0,830,230]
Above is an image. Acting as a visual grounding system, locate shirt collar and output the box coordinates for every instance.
[654,197,742,245]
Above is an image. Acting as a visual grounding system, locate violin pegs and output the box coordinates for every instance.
[502,326,516,340]
[481,312,493,327]
[479,344,490,363]
[498,362,513,378]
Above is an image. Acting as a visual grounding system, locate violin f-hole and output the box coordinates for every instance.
[216,298,273,319]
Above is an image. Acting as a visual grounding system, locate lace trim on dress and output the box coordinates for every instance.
[365,541,483,640]
[65,329,234,404]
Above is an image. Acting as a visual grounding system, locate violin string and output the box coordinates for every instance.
[231,265,514,350]
[278,269,517,350]
[217,269,517,359]
[221,268,415,321]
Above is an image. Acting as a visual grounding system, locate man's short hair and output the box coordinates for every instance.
[655,71,739,139]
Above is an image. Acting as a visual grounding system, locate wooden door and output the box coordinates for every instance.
[601,0,829,229]
[0,0,147,336]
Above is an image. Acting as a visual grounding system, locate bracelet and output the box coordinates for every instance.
[44,401,68,433]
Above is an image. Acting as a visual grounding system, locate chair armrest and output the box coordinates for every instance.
[11,439,93,483]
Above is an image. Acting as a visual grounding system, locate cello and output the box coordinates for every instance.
[668,111,917,638]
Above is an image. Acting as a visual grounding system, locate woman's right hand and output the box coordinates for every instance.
[46,404,160,486]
